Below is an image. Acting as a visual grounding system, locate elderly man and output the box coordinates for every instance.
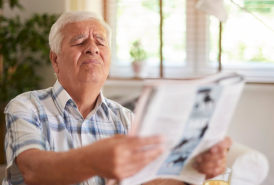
[4,11,231,185]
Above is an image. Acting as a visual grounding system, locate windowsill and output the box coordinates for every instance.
[108,61,274,84]
[105,77,274,87]
[105,78,145,86]
[106,73,274,85]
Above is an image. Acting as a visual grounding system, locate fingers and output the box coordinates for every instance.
[130,144,164,163]
[113,137,165,179]
[192,137,232,179]
[209,137,232,154]
[126,135,166,151]
[109,150,163,180]
[196,149,227,162]
[91,135,165,180]
[111,135,165,165]
[123,145,164,170]
[193,156,226,178]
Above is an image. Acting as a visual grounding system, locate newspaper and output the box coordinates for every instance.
[121,73,245,185]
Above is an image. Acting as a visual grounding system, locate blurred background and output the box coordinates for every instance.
[0,0,273,184]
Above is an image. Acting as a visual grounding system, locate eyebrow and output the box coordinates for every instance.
[94,34,106,41]
[70,34,87,43]
[70,33,107,44]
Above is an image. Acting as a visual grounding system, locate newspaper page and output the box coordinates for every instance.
[121,73,245,185]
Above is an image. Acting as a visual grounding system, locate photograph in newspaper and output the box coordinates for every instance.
[156,85,222,175]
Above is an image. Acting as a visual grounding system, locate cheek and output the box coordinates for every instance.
[101,50,111,65]
[63,50,82,66]
[57,52,81,75]
[70,49,82,60]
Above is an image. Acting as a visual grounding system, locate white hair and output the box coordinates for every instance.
[49,11,112,54]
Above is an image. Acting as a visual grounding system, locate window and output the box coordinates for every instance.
[106,0,199,78]
[67,0,274,82]
[209,0,274,81]
[114,0,161,77]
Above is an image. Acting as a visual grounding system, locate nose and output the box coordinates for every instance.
[84,39,99,55]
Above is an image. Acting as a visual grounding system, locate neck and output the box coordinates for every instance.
[61,81,103,119]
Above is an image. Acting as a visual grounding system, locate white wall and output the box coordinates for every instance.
[4,0,65,17]
[85,0,103,16]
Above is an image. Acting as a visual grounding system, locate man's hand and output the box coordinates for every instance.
[16,135,164,185]
[88,135,165,180]
[192,137,232,179]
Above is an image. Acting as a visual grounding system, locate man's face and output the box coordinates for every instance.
[52,19,111,86]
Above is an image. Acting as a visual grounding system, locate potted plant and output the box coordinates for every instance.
[0,0,58,164]
[129,40,147,78]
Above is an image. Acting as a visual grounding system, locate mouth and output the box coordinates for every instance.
[82,59,101,65]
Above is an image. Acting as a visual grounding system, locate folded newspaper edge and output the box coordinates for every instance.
[121,73,245,185]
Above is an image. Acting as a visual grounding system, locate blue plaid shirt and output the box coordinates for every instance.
[3,80,133,185]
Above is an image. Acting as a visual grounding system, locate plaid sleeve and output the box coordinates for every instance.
[4,97,50,180]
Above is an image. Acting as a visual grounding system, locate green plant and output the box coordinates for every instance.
[129,40,147,62]
[0,0,58,103]
[244,0,274,13]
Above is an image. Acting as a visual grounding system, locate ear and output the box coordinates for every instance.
[50,51,59,74]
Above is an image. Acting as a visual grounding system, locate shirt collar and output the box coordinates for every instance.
[52,80,109,117]
[98,90,107,107]
[52,80,72,115]
[85,90,109,119]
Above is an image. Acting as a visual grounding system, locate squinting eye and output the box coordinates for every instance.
[98,43,104,46]
[76,43,83,46]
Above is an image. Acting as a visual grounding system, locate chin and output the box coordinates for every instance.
[84,74,106,84]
